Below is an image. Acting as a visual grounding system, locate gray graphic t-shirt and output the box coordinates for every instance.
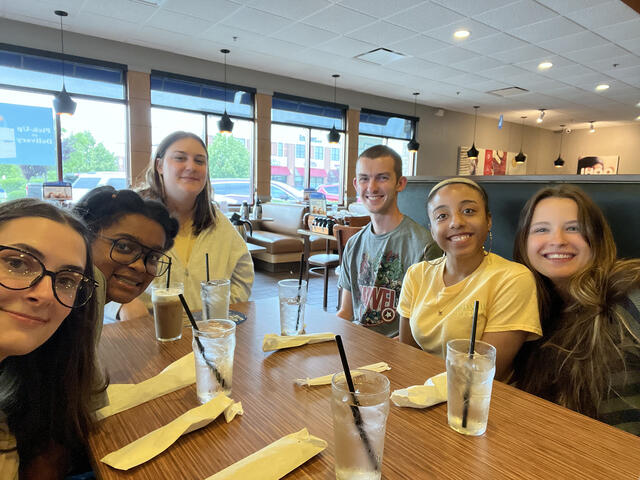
[338,215,434,337]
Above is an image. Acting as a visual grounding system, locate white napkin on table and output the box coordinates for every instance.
[391,372,447,408]
[96,352,196,420]
[294,362,391,386]
[100,394,242,470]
[262,333,335,352]
[205,428,327,480]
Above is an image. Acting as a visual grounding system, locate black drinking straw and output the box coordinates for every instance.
[179,293,227,389]
[205,253,210,282]
[165,258,172,289]
[461,300,480,429]
[294,254,305,331]
[335,335,379,472]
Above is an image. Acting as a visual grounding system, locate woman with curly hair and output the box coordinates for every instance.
[512,184,640,435]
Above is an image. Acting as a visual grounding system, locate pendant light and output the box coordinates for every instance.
[328,74,340,144]
[218,49,234,135]
[407,92,420,153]
[53,10,76,116]
[554,125,565,168]
[589,121,595,133]
[515,115,527,164]
[466,106,479,159]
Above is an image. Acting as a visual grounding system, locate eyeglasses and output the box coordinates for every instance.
[99,235,171,277]
[0,245,96,308]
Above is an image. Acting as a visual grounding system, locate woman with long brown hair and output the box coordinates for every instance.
[512,184,640,435]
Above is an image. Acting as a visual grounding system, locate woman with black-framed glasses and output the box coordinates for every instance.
[74,186,178,321]
[0,199,105,479]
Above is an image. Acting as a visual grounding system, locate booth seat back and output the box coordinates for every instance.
[260,203,308,236]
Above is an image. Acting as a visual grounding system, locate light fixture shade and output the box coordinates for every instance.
[53,85,76,115]
[467,143,479,159]
[515,151,526,164]
[218,111,234,134]
[408,137,420,153]
[554,156,565,168]
[327,125,340,144]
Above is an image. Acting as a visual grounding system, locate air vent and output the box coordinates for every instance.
[487,86,529,97]
[355,48,405,65]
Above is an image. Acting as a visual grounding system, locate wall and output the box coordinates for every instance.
[1,17,638,180]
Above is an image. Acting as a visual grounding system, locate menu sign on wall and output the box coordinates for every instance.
[0,102,56,166]
[577,156,619,175]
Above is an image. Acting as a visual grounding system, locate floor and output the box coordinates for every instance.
[249,265,340,312]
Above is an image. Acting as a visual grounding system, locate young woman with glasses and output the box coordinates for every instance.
[74,186,178,321]
[0,199,103,479]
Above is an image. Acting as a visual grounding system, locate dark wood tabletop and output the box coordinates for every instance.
[89,298,640,479]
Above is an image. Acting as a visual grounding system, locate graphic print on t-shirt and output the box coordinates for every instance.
[357,250,403,327]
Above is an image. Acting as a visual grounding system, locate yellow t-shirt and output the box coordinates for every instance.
[173,220,196,266]
[397,253,541,358]
[0,413,18,480]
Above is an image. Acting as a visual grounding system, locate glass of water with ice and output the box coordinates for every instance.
[278,279,307,336]
[201,279,230,320]
[192,319,236,403]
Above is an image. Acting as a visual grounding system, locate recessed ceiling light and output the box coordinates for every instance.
[538,61,553,70]
[454,29,470,39]
[595,84,610,91]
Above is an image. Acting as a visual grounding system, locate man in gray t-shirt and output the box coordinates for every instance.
[337,145,437,337]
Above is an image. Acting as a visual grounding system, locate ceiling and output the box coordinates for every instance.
[1,0,640,131]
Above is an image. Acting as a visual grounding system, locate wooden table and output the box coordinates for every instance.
[89,299,640,479]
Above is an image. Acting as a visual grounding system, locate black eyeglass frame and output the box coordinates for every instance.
[98,235,171,277]
[0,245,97,308]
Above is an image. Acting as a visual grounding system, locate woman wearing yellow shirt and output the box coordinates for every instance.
[398,178,541,380]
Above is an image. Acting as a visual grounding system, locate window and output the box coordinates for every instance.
[277,143,284,157]
[150,71,255,205]
[359,109,418,176]
[0,45,127,201]
[271,93,346,204]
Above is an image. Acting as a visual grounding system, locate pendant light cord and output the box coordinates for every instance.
[520,117,525,151]
[59,14,66,83]
[472,106,478,142]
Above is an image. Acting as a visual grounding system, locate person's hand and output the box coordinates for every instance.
[119,298,151,321]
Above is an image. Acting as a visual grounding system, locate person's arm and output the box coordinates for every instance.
[229,249,254,303]
[399,315,420,349]
[481,330,527,382]
[20,442,70,480]
[119,297,151,321]
[337,289,353,320]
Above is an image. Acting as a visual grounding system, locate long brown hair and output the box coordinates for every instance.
[138,131,216,235]
[512,185,640,417]
[0,199,106,467]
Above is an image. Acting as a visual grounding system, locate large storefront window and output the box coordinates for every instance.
[271,93,346,204]
[0,45,127,202]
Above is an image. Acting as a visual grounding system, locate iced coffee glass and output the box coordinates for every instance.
[192,319,236,403]
[151,282,184,342]
[446,339,496,436]
[331,370,390,480]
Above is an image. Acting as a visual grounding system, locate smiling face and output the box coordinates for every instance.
[0,217,86,361]
[428,184,491,261]
[354,155,406,215]
[156,137,208,206]
[92,213,166,303]
[526,197,592,290]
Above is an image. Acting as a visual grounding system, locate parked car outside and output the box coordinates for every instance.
[71,172,127,202]
[210,179,303,204]
[316,183,340,202]
[25,182,43,200]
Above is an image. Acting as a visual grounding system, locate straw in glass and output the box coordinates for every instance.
[205,253,210,282]
[165,257,171,289]
[294,254,305,331]
[178,293,227,389]
[335,335,379,472]
[461,300,480,429]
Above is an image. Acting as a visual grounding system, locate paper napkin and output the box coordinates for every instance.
[101,394,242,470]
[96,352,196,420]
[205,428,327,480]
[262,333,335,352]
[294,362,391,386]
[391,372,447,408]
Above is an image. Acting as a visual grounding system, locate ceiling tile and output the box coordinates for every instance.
[618,37,640,56]
[429,0,517,17]
[146,10,211,33]
[221,7,290,35]
[83,0,157,23]
[563,43,630,64]
[346,20,416,45]
[449,55,504,71]
[245,36,307,57]
[476,0,555,30]
[539,63,595,81]
[489,45,553,65]
[464,33,527,55]
[564,1,637,30]
[303,4,376,34]
[247,0,330,20]
[508,16,585,43]
[338,0,425,19]
[314,36,377,57]
[72,11,139,39]
[383,56,440,74]
[386,2,464,32]
[538,30,609,53]
[424,18,497,45]
[271,23,337,46]
[585,54,640,73]
[386,34,449,57]
[534,0,610,16]
[595,17,640,43]
[162,0,241,22]
[197,23,262,45]
[419,46,478,64]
